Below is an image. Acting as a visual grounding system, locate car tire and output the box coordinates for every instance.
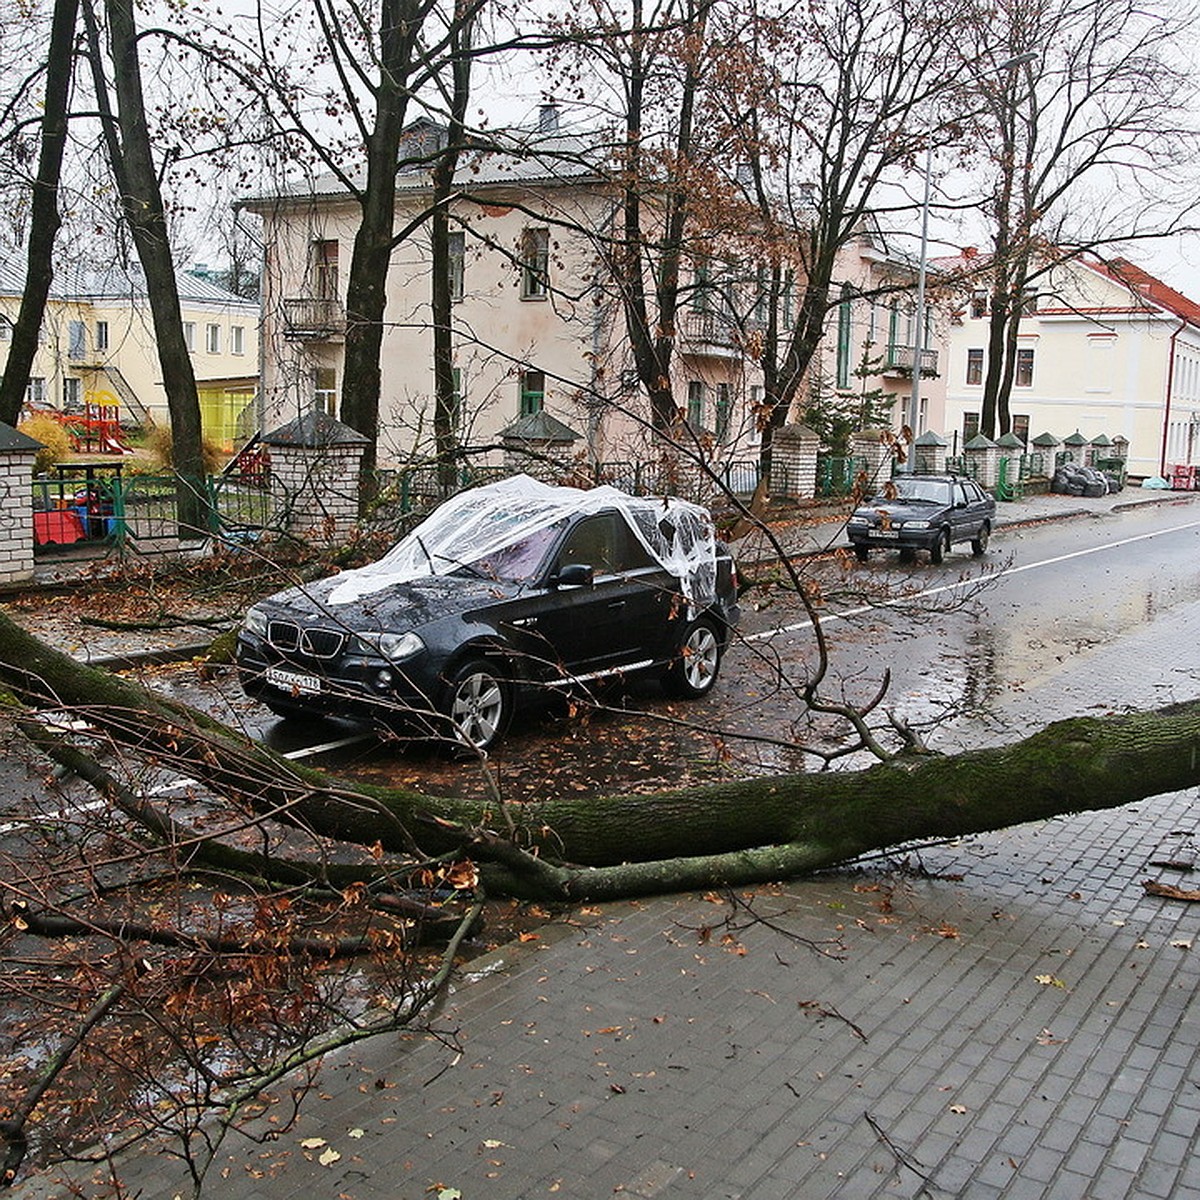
[972,523,991,556]
[444,659,510,751]
[663,616,723,699]
[929,530,949,564]
[898,546,916,564]
[853,544,870,562]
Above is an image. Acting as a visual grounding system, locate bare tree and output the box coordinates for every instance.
[79,0,209,533]
[962,0,1199,438]
[0,0,78,430]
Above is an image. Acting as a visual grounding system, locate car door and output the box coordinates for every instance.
[952,480,987,541]
[526,512,674,678]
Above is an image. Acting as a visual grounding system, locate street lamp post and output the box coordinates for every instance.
[906,51,1038,443]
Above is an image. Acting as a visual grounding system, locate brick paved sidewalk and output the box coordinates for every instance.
[15,779,1200,1200]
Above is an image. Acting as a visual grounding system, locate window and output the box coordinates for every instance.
[687,380,705,427]
[314,366,337,415]
[555,513,655,577]
[748,384,763,444]
[963,411,980,442]
[1015,347,1035,387]
[206,323,221,354]
[781,269,794,328]
[95,320,109,351]
[691,262,711,314]
[966,348,984,385]
[836,286,852,389]
[1012,414,1030,444]
[969,291,988,319]
[26,377,46,405]
[313,239,339,299]
[63,377,81,411]
[231,325,245,355]
[715,383,731,443]
[68,320,86,359]
[520,228,549,299]
[918,397,928,434]
[448,231,465,301]
[520,369,544,414]
[183,322,195,351]
[0,316,11,341]
[1019,287,1038,316]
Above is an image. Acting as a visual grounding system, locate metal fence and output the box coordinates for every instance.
[32,470,282,554]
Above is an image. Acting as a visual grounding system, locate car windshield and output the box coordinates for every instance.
[461,520,566,582]
[879,479,952,505]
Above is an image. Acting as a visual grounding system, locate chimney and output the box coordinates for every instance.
[538,102,559,133]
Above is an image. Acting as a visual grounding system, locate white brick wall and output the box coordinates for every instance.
[0,452,36,584]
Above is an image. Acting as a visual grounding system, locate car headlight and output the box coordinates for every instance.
[848,515,868,526]
[355,630,424,662]
[902,520,930,530]
[243,605,268,637]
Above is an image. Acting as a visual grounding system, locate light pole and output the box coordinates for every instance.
[906,51,1037,442]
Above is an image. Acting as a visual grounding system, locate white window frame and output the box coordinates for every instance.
[231,325,245,356]
[205,323,221,354]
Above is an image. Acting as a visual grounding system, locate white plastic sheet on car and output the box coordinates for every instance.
[326,474,719,610]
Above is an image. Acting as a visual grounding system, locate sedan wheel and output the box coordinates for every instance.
[854,544,870,563]
[664,617,722,698]
[929,530,949,565]
[446,660,509,750]
[972,523,991,556]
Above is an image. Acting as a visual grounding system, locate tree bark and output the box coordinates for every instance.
[2,608,1198,900]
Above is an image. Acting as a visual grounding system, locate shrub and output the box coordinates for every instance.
[144,422,227,475]
[19,414,72,474]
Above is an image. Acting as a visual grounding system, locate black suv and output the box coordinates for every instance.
[846,474,995,563]
[236,477,740,750]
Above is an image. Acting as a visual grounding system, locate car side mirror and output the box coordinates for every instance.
[550,563,594,588]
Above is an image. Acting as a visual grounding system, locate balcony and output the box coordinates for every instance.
[882,343,939,378]
[282,297,345,341]
[678,310,744,359]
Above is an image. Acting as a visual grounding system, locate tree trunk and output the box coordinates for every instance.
[82,0,209,535]
[0,0,79,429]
[337,0,423,514]
[430,8,474,495]
[2,609,1198,901]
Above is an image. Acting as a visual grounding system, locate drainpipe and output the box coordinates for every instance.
[1160,318,1187,477]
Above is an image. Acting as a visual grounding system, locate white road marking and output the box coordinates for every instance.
[744,518,1200,644]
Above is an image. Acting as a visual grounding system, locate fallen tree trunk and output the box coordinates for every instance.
[2,609,1199,899]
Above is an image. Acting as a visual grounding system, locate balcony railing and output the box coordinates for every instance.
[679,310,743,357]
[282,297,345,340]
[883,344,939,377]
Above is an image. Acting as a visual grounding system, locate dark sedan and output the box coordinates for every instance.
[846,474,995,563]
[236,476,740,750]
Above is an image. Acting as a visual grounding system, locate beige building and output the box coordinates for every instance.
[243,111,771,479]
[0,262,260,449]
[942,252,1200,479]
[806,224,949,444]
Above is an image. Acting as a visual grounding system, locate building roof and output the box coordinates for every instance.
[240,110,610,208]
[0,258,257,308]
[261,407,371,448]
[498,410,582,443]
[1092,257,1200,330]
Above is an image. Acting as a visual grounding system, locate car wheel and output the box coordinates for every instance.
[972,523,991,556]
[929,530,949,565]
[853,544,870,563]
[898,547,916,564]
[445,659,510,751]
[663,617,723,699]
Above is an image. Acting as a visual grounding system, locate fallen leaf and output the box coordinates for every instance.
[318,1147,341,1166]
[1034,974,1065,988]
[300,1138,326,1149]
[949,1104,967,1114]
[348,1128,364,1139]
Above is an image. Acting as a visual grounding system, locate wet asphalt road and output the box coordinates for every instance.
[130,500,1200,799]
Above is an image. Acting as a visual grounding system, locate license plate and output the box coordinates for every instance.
[266,666,322,695]
[871,529,900,539]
